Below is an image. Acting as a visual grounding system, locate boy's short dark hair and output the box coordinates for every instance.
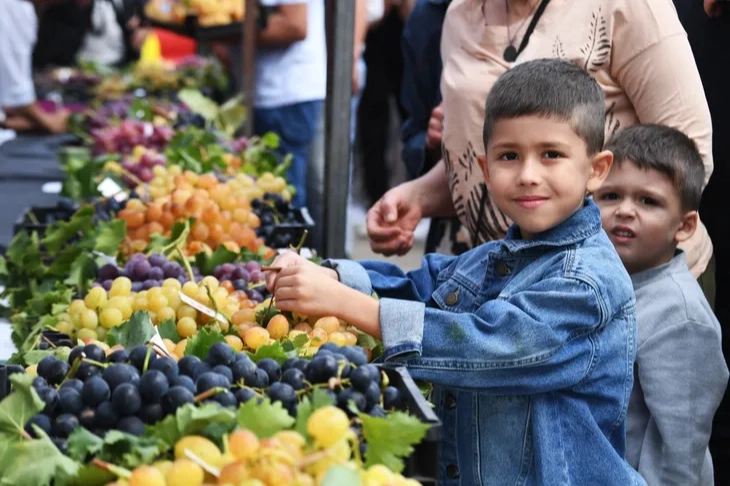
[606,124,705,211]
[483,59,606,155]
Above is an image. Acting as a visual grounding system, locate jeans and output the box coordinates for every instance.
[254,100,323,208]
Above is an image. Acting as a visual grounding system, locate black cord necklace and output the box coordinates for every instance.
[502,0,552,62]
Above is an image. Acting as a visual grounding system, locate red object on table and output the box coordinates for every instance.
[154,28,198,61]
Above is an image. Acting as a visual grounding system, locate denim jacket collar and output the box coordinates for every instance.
[499,198,602,254]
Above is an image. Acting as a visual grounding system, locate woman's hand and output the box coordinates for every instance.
[426,104,444,149]
[704,0,727,17]
[366,181,424,256]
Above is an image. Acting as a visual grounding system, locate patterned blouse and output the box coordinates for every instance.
[440,0,713,276]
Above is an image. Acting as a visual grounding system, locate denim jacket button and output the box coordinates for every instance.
[446,464,460,479]
[445,291,458,306]
[446,394,456,409]
[497,262,511,277]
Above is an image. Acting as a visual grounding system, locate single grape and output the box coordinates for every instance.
[102,363,135,393]
[369,405,386,417]
[139,370,169,401]
[211,365,233,383]
[32,376,48,389]
[266,382,296,408]
[337,388,367,414]
[231,358,257,385]
[142,279,157,290]
[161,386,195,415]
[191,361,212,380]
[107,349,130,363]
[149,357,179,382]
[330,352,351,378]
[177,355,202,378]
[128,465,166,486]
[307,406,350,448]
[319,342,341,353]
[305,355,338,384]
[131,281,144,293]
[118,416,146,436]
[341,346,368,367]
[195,371,229,394]
[102,279,113,291]
[98,263,120,281]
[349,366,373,393]
[244,261,260,273]
[75,362,101,381]
[281,368,306,391]
[137,402,164,425]
[95,401,119,429]
[231,266,249,281]
[82,376,110,407]
[211,390,237,408]
[129,345,157,372]
[148,266,164,281]
[58,388,84,416]
[25,414,51,438]
[52,413,79,438]
[171,375,196,394]
[234,387,257,404]
[162,261,180,279]
[206,342,234,367]
[79,408,96,429]
[36,386,59,415]
[111,383,142,416]
[60,378,84,393]
[148,253,167,268]
[383,386,402,410]
[251,368,269,388]
[257,358,282,383]
[364,381,381,410]
[67,346,85,365]
[83,344,106,363]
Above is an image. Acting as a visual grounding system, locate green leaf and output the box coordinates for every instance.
[23,347,71,365]
[128,98,153,121]
[260,132,279,149]
[0,373,45,461]
[183,327,225,359]
[178,89,220,121]
[64,253,97,295]
[94,219,126,256]
[66,427,103,462]
[357,333,384,361]
[194,245,238,276]
[281,333,310,353]
[247,341,291,364]
[0,432,80,486]
[55,463,114,486]
[147,403,236,447]
[157,318,181,343]
[294,388,335,439]
[359,411,430,473]
[98,430,166,468]
[236,398,295,439]
[320,465,362,486]
[42,207,95,254]
[107,311,155,349]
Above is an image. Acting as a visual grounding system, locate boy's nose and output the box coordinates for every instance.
[516,159,540,186]
[614,199,636,217]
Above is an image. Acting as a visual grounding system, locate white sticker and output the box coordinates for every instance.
[143,122,154,138]
[277,248,315,259]
[97,178,128,202]
[179,291,228,324]
[42,181,62,194]
[149,327,173,357]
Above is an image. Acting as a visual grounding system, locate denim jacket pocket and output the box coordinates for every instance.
[432,272,480,313]
[475,394,533,486]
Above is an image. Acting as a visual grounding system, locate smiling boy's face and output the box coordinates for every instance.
[594,159,697,274]
[477,115,612,239]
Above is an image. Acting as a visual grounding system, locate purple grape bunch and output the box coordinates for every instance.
[212,261,266,303]
[121,151,166,187]
[94,253,195,292]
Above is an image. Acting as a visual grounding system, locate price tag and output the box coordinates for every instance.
[42,181,62,194]
[179,291,228,325]
[97,178,128,202]
[143,122,154,137]
[149,327,173,357]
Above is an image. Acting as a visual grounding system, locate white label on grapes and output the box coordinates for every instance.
[178,291,228,325]
[149,327,173,357]
[277,248,315,259]
[97,178,128,202]
[42,181,62,194]
[143,122,154,137]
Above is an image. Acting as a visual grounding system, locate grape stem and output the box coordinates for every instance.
[176,245,196,283]
[194,386,225,402]
[40,335,57,349]
[184,449,220,477]
[142,346,153,374]
[82,358,109,369]
[60,354,85,387]
[290,229,308,255]
[91,458,132,480]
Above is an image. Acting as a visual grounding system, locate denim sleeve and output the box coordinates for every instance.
[323,254,457,354]
[382,276,606,394]
[635,320,729,485]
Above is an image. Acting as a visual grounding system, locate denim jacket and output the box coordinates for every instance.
[326,200,646,485]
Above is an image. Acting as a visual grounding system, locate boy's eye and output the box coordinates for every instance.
[543,150,563,159]
[498,152,519,161]
[640,197,658,206]
[598,192,620,201]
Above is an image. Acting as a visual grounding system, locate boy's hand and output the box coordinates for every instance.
[264,251,338,292]
[271,264,344,317]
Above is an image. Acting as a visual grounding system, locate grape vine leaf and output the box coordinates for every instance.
[357,333,384,361]
[193,245,238,276]
[178,88,219,121]
[294,388,335,440]
[359,411,430,473]
[320,465,362,486]
[64,253,97,295]
[147,402,236,447]
[23,346,71,365]
[0,430,79,486]
[157,318,181,343]
[183,327,225,359]
[107,311,155,349]
[54,463,114,486]
[247,341,291,364]
[282,333,310,353]
[41,206,95,254]
[236,398,295,439]
[66,427,103,461]
[93,219,126,256]
[0,373,45,464]
[95,430,166,468]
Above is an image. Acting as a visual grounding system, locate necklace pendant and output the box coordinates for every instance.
[503,44,518,62]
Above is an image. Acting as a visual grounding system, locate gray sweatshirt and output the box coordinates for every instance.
[626,252,728,486]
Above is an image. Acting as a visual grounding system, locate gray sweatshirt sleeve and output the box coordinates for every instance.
[636,320,729,485]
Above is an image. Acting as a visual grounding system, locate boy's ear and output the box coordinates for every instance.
[585,150,614,193]
[477,154,490,183]
[675,210,698,243]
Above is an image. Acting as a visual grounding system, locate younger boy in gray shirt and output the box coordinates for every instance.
[595,124,728,485]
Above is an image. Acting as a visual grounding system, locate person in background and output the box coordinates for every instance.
[595,124,728,486]
[0,0,70,134]
[252,0,326,209]
[672,0,730,481]
[356,0,411,208]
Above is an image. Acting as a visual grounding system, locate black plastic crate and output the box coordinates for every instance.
[379,366,440,485]
[13,201,79,238]
[0,365,9,401]
[257,207,316,249]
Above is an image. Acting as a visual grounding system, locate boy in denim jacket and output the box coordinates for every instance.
[594,124,729,486]
[265,59,645,485]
